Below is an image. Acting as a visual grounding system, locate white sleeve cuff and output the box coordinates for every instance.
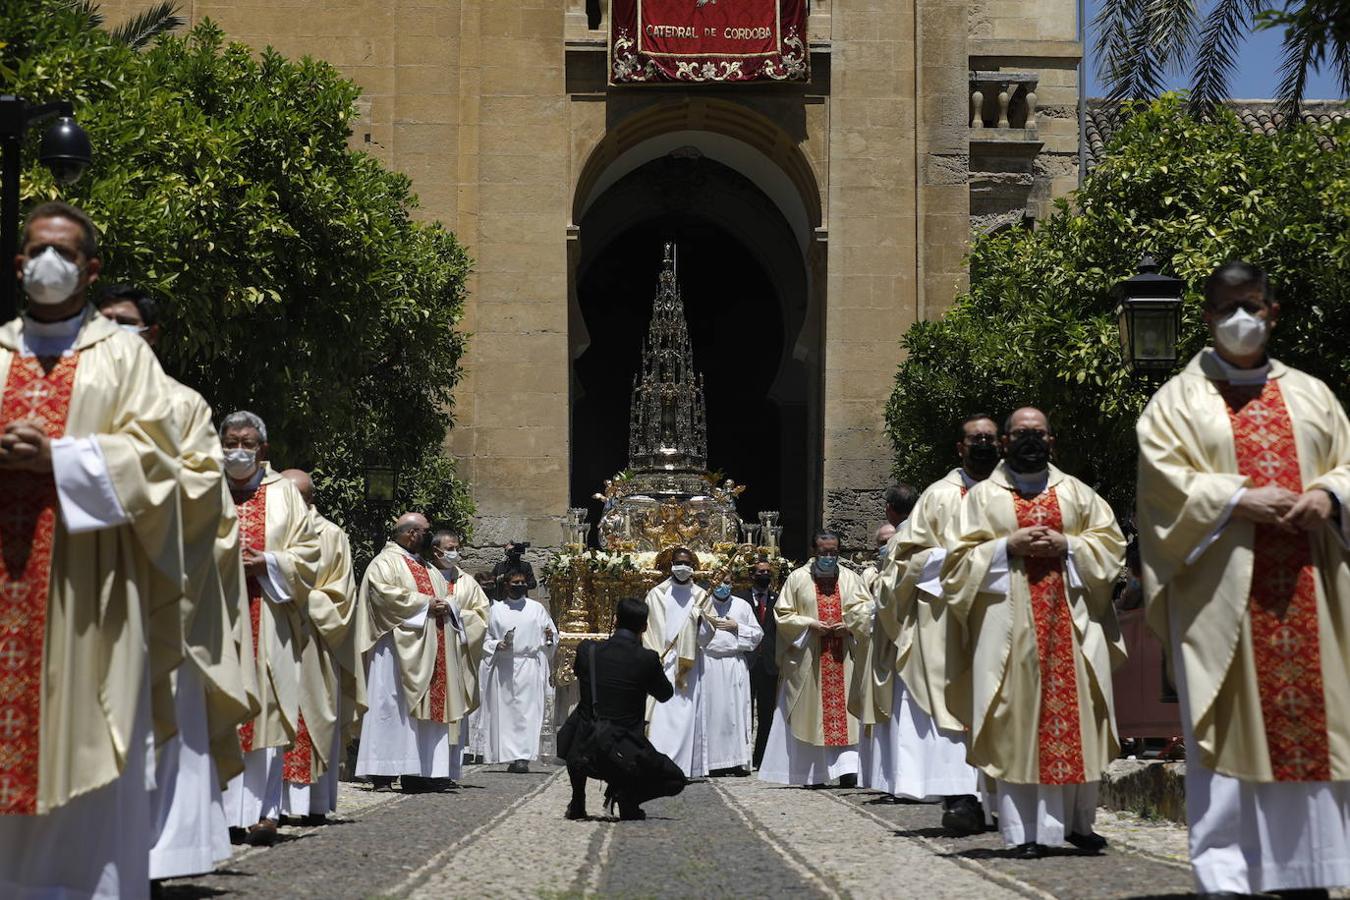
[1064,541,1084,591]
[1185,487,1245,566]
[51,436,130,533]
[916,547,948,599]
[982,538,1010,594]
[403,604,429,630]
[257,552,292,604]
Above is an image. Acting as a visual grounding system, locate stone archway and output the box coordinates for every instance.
[568,112,824,557]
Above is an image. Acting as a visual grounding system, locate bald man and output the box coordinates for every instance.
[355,513,482,790]
[943,407,1126,857]
[277,470,361,823]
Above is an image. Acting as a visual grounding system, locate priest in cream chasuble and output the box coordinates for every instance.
[0,205,192,900]
[97,287,255,880]
[876,415,998,829]
[851,523,899,791]
[217,415,320,841]
[356,514,484,782]
[642,547,713,779]
[944,408,1125,856]
[758,532,871,786]
[278,469,362,820]
[1137,261,1350,895]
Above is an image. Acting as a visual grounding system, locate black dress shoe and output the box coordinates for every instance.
[301,813,328,827]
[941,796,984,836]
[867,794,904,804]
[837,773,858,788]
[1066,831,1108,852]
[564,802,588,820]
[619,806,647,821]
[1013,841,1046,860]
[507,760,530,774]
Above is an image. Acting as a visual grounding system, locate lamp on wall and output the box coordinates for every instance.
[1115,255,1184,375]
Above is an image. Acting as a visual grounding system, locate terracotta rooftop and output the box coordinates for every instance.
[1084,100,1348,168]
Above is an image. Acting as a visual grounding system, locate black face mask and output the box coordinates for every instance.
[508,584,527,599]
[417,531,434,557]
[965,441,1000,477]
[1006,432,1051,474]
[752,573,772,588]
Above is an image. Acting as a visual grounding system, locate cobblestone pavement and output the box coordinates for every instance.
[160,766,1220,899]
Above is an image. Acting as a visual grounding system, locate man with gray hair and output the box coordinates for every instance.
[356,513,486,790]
[217,411,321,846]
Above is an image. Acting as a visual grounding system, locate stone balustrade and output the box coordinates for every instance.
[969,71,1040,136]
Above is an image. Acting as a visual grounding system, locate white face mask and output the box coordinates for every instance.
[23,247,82,307]
[118,323,148,337]
[670,564,694,583]
[1214,308,1269,358]
[223,447,259,480]
[438,549,460,573]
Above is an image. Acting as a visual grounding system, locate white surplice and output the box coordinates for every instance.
[647,581,712,778]
[149,665,231,878]
[861,677,980,800]
[704,595,764,771]
[480,597,557,764]
[758,684,860,785]
[354,634,461,779]
[282,685,342,816]
[221,748,282,827]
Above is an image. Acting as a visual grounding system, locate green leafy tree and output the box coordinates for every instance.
[3,0,475,564]
[885,95,1350,515]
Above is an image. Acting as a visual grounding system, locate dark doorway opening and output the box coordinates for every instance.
[571,153,817,557]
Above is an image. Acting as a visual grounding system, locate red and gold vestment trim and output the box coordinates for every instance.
[402,557,448,723]
[1222,379,1331,782]
[0,353,79,815]
[814,582,850,747]
[1014,488,1087,785]
[235,485,268,753]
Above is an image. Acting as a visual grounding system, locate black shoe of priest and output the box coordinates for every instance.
[1065,831,1108,853]
[941,795,984,836]
[507,760,530,774]
[837,773,858,788]
[1013,841,1046,860]
[565,802,588,820]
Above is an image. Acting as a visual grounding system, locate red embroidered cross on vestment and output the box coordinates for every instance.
[1222,378,1331,782]
[1014,488,1087,785]
[0,352,79,815]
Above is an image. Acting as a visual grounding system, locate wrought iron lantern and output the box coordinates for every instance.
[1115,255,1185,375]
[363,463,399,504]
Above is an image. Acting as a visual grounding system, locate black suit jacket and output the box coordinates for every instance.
[745,589,778,679]
[573,629,673,729]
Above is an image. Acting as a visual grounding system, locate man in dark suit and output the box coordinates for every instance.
[745,557,779,770]
[560,598,686,820]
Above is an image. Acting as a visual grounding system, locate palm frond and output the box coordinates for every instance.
[109,1,185,50]
[1142,0,1199,77]
[67,0,105,29]
[1188,0,1259,115]
[1094,0,1147,99]
[1274,6,1324,122]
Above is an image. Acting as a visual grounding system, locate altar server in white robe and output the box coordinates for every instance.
[481,569,557,772]
[705,573,764,775]
[854,518,906,800]
[218,413,321,845]
[944,408,1126,858]
[0,204,185,900]
[760,530,871,786]
[1138,261,1350,896]
[878,415,997,832]
[643,546,714,778]
[96,287,254,879]
[356,514,486,788]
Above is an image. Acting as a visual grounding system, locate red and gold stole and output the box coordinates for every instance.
[1222,378,1330,781]
[234,486,267,754]
[403,556,448,723]
[1013,488,1086,785]
[0,353,79,815]
[814,581,850,747]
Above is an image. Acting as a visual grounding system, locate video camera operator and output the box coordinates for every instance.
[491,541,538,601]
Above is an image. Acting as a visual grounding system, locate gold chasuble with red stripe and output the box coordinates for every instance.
[0,354,78,815]
[1221,379,1330,782]
[403,557,451,722]
[813,583,851,747]
[1013,489,1087,785]
[235,486,267,754]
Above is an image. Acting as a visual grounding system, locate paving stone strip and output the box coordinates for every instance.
[715,778,1024,900]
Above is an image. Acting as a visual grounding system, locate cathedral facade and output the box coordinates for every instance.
[100,0,1083,553]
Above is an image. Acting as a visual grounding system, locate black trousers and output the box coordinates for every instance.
[568,748,686,813]
[750,668,777,769]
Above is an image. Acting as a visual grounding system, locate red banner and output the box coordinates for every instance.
[610,0,809,84]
